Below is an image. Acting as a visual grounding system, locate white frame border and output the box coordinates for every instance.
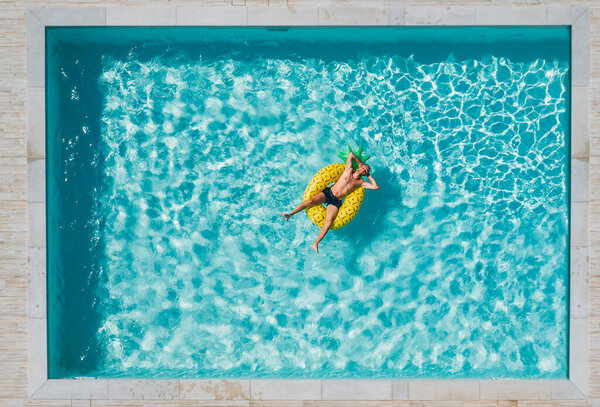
[27,5,590,402]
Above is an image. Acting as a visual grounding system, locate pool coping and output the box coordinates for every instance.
[25,5,591,402]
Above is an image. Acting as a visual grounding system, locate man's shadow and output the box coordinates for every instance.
[335,167,403,273]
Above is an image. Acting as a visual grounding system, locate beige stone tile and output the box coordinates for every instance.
[0,137,27,159]
[27,202,45,247]
[176,7,247,25]
[571,201,589,246]
[0,46,26,82]
[27,159,44,203]
[589,317,600,398]
[26,10,44,88]
[0,8,26,48]
[475,6,546,25]
[27,87,45,159]
[590,284,600,317]
[30,7,105,25]
[0,164,26,201]
[571,246,589,319]
[43,0,141,3]
[570,318,589,395]
[388,6,404,25]
[108,380,179,400]
[418,402,485,407]
[0,157,27,167]
[248,6,317,25]
[246,0,269,7]
[0,201,27,232]
[33,380,108,400]
[106,7,176,25]
[293,0,387,4]
[28,318,46,397]
[479,380,551,400]
[589,231,600,278]
[572,86,590,159]
[92,402,247,406]
[226,402,300,407]
[572,158,590,202]
[154,0,233,4]
[550,379,586,399]
[318,7,388,25]
[517,402,590,407]
[28,246,45,319]
[392,380,409,400]
[547,5,587,25]
[0,356,28,399]
[322,380,392,400]
[405,6,475,25]
[0,117,27,139]
[25,401,70,407]
[409,380,479,400]
[71,401,91,407]
[250,379,321,400]
[0,293,27,321]
[0,230,27,260]
[180,380,249,400]
[590,157,600,201]
[572,10,590,87]
[309,400,413,406]
[0,256,27,297]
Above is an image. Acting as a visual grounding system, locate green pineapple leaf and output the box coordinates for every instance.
[338,145,371,170]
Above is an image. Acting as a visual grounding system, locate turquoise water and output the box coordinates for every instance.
[47,27,570,379]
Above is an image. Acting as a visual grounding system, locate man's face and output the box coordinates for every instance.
[355,164,370,178]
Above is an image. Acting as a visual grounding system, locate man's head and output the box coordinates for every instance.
[354,164,370,179]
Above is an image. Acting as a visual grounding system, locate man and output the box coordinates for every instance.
[282,152,379,253]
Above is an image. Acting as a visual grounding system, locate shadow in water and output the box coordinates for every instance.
[335,167,404,273]
[46,40,107,378]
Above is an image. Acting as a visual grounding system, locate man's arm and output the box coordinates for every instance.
[362,175,379,190]
[345,152,363,171]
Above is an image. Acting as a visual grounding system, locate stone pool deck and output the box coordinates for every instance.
[1,0,599,405]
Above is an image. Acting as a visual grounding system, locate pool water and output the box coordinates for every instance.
[46,27,570,379]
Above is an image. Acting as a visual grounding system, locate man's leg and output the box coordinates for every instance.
[282,192,326,221]
[310,204,339,253]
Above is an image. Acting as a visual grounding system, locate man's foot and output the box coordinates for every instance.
[310,243,319,254]
[282,213,291,221]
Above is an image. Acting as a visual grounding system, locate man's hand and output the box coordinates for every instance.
[345,152,356,171]
[350,152,363,165]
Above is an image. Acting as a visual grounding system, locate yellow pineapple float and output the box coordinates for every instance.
[303,146,371,230]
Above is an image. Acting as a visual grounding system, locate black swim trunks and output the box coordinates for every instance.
[322,186,343,208]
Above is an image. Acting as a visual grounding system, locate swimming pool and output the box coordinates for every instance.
[46,26,570,379]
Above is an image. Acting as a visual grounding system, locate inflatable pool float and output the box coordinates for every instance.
[303,146,371,230]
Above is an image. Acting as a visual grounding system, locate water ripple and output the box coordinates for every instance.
[95,48,568,378]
